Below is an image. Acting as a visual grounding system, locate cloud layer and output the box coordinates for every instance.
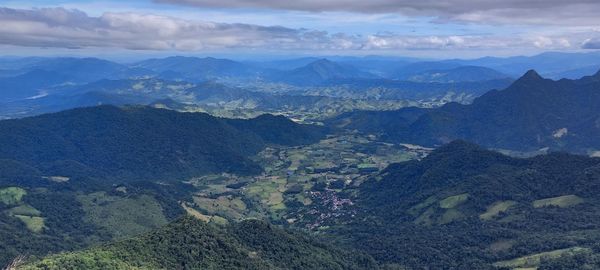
[0,7,596,53]
[0,7,307,50]
[156,0,600,26]
[583,38,600,49]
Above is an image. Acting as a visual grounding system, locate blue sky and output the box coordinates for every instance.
[1,0,599,59]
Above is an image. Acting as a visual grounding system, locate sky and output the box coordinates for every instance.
[1,0,600,60]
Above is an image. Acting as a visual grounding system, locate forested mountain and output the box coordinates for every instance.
[0,58,141,102]
[271,59,378,86]
[328,141,600,269]
[332,69,600,154]
[0,105,326,266]
[453,51,600,78]
[400,66,511,83]
[0,70,69,101]
[0,105,325,180]
[132,56,258,81]
[19,216,377,270]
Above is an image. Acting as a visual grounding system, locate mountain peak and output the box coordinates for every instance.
[309,58,335,66]
[519,69,544,81]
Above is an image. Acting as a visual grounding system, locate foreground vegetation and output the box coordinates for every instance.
[20,216,377,270]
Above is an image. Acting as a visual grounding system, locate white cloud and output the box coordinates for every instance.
[0,7,312,50]
[0,7,595,53]
[156,0,600,26]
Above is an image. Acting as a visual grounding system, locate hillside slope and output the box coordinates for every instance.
[329,141,600,269]
[0,105,325,180]
[332,69,600,154]
[20,216,377,270]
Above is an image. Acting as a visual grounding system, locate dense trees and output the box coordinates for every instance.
[21,216,377,270]
[0,105,325,181]
[327,141,600,268]
[331,70,600,153]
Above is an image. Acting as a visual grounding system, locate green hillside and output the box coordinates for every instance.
[0,105,325,180]
[19,216,377,270]
[332,69,600,154]
[0,106,326,266]
[326,141,600,269]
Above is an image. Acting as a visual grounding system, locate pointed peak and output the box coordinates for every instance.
[521,69,544,80]
[519,69,544,81]
[303,59,341,70]
[594,69,600,78]
[311,58,334,65]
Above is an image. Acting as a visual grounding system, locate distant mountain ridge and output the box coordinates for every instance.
[132,56,258,81]
[401,65,511,83]
[270,59,378,86]
[332,69,600,154]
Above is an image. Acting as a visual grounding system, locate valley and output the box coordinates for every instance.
[2,51,600,269]
[184,132,429,227]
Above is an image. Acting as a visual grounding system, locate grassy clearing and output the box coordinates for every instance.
[271,203,286,211]
[408,196,437,216]
[181,203,211,222]
[268,192,284,205]
[533,195,583,208]
[14,215,45,232]
[493,247,591,269]
[78,192,168,238]
[246,178,285,205]
[0,187,26,205]
[43,176,70,183]
[193,196,247,220]
[439,193,469,209]
[181,202,229,225]
[294,194,312,206]
[8,204,42,216]
[489,240,516,253]
[287,152,307,171]
[439,209,464,225]
[414,208,436,226]
[480,201,517,220]
[6,204,45,232]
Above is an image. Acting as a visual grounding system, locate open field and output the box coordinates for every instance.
[533,195,583,208]
[408,196,438,216]
[480,200,517,220]
[14,215,45,233]
[0,187,26,205]
[439,193,469,209]
[494,247,592,269]
[7,204,41,216]
[78,192,168,238]
[439,209,464,225]
[193,195,247,220]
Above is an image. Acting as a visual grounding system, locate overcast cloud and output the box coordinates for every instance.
[0,5,598,54]
[155,0,600,26]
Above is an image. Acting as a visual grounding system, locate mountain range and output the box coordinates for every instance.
[268,59,378,86]
[332,69,600,154]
